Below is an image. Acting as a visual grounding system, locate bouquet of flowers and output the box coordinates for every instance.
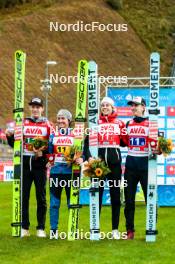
[83,158,111,179]
[32,137,48,150]
[158,137,173,157]
[29,137,48,159]
[64,145,82,166]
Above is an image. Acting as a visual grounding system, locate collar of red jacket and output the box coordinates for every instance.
[100,111,118,122]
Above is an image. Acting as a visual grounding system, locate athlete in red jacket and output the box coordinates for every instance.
[84,96,127,239]
[124,96,159,239]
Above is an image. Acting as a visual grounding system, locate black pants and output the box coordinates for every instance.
[99,165,122,230]
[124,167,147,232]
[22,156,47,230]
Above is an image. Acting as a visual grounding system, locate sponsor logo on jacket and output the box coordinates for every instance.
[24,126,48,136]
[53,136,74,146]
[128,126,149,136]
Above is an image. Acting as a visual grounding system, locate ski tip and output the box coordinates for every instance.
[89,60,97,65]
[78,59,88,64]
[15,50,25,54]
[15,50,26,59]
[150,52,160,59]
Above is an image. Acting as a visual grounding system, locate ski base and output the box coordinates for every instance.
[90,180,100,241]
[12,50,26,237]
[68,165,81,241]
[146,52,160,242]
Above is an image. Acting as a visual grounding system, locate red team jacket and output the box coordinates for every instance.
[126,117,158,157]
[97,111,128,165]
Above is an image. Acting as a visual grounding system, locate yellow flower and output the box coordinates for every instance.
[95,168,103,177]
[28,144,33,151]
[64,147,71,157]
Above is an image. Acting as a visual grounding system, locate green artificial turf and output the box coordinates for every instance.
[0,182,174,264]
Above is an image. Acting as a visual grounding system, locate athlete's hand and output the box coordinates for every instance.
[88,157,95,162]
[33,146,44,158]
[36,151,43,157]
[75,157,83,165]
[46,162,52,168]
[5,128,14,137]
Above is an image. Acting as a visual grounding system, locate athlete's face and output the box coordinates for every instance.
[101,103,113,116]
[57,116,69,128]
[130,103,145,117]
[30,105,44,118]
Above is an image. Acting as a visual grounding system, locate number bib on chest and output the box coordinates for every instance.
[53,136,74,163]
[127,124,149,156]
[98,123,120,148]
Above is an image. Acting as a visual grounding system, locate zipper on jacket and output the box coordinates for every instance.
[105,148,108,165]
[29,156,32,171]
[115,148,120,162]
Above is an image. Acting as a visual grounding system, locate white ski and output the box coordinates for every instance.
[146,52,160,242]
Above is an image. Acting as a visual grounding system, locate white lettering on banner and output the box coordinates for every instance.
[167,130,175,140]
[128,126,149,136]
[159,106,165,116]
[166,155,175,164]
[167,119,175,128]
[158,118,165,128]
[24,126,47,136]
[166,177,175,185]
[0,162,13,181]
[4,166,13,181]
[157,165,165,176]
[157,155,165,164]
[157,177,164,185]
[53,136,74,146]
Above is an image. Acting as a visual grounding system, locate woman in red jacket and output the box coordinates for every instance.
[85,96,127,239]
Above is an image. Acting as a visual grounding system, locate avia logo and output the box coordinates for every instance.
[24,126,47,136]
[55,137,73,145]
[129,127,146,135]
[25,128,42,135]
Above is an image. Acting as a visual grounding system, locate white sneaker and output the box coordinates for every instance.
[21,228,30,237]
[36,229,47,238]
[112,229,120,240]
[50,229,58,239]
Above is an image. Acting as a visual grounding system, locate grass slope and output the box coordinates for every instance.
[0,0,174,126]
[0,0,150,126]
[120,0,175,73]
[0,182,175,264]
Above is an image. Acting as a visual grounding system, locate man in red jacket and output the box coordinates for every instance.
[6,97,52,238]
[124,96,159,239]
